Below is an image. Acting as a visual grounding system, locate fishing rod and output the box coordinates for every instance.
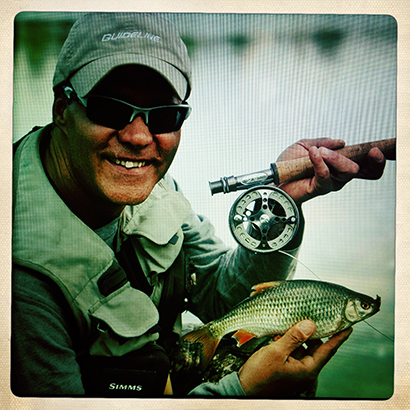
[209,138,396,253]
[206,138,396,343]
[209,138,396,195]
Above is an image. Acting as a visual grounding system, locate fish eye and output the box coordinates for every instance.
[361,302,371,310]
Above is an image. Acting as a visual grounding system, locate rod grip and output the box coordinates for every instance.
[274,138,396,185]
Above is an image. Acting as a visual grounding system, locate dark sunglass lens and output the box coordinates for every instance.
[86,97,133,129]
[148,107,188,134]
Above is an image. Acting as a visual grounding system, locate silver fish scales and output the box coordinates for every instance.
[209,280,380,340]
[181,280,380,371]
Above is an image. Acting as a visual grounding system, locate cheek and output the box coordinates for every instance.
[68,130,98,171]
[65,112,112,175]
[162,131,181,158]
[160,132,181,173]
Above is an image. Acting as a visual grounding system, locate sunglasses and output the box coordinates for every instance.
[63,86,191,134]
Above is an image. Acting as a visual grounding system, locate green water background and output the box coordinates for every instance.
[13,12,396,399]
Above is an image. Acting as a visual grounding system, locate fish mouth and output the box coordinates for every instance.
[374,295,381,313]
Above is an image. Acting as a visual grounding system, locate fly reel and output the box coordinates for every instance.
[228,186,299,253]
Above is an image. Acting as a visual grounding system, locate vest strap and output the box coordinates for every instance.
[115,238,192,353]
[97,262,128,297]
[116,239,153,296]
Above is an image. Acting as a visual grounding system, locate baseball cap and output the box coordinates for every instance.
[53,13,192,100]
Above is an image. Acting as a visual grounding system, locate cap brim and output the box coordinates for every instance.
[70,54,188,100]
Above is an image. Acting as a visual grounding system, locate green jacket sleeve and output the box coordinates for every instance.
[188,372,246,396]
[12,266,85,396]
[168,176,304,323]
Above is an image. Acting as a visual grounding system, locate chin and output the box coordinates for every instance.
[107,188,153,207]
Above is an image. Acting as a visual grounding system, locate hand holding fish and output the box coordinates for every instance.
[276,138,387,205]
[238,320,353,397]
[174,280,381,395]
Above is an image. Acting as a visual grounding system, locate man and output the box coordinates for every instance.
[12,12,387,397]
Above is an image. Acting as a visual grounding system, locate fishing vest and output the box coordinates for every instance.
[78,239,195,397]
[13,126,194,396]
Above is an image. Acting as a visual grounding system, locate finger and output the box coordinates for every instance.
[368,147,385,162]
[309,146,330,181]
[277,138,346,162]
[290,344,308,360]
[304,339,323,357]
[273,320,316,359]
[308,327,353,371]
[308,146,336,195]
[356,148,386,180]
[318,147,360,182]
[290,339,323,360]
[300,138,346,151]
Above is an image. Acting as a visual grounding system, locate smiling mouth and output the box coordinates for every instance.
[112,158,147,169]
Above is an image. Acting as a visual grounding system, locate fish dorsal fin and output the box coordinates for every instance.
[233,330,257,346]
[250,281,284,296]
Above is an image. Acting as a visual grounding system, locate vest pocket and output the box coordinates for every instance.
[89,283,160,357]
[80,342,171,397]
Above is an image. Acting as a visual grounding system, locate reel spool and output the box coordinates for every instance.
[229,186,299,253]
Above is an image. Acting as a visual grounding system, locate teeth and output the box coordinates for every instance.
[114,159,146,169]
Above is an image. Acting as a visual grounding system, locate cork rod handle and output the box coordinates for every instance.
[274,138,396,185]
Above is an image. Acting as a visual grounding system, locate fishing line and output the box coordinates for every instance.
[278,250,322,280]
[363,320,394,342]
[278,250,394,342]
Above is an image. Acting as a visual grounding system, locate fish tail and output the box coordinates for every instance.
[182,325,221,371]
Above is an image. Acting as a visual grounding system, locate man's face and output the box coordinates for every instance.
[57,65,182,209]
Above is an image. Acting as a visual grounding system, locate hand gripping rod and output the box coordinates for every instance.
[209,138,396,195]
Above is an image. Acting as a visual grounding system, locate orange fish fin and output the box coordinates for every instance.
[250,281,283,296]
[182,325,220,371]
[233,330,257,346]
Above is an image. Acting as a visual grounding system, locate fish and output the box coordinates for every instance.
[181,279,381,371]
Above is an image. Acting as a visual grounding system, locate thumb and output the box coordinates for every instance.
[275,320,316,357]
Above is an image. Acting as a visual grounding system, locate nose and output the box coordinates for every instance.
[117,116,153,147]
